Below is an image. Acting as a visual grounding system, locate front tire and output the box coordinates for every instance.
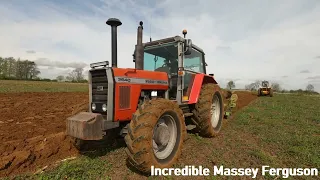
[191,83,224,137]
[269,89,273,97]
[258,89,261,96]
[124,99,186,173]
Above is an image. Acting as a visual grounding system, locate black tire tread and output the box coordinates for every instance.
[191,83,224,137]
[124,98,186,173]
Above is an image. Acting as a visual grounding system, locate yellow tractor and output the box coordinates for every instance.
[258,81,273,97]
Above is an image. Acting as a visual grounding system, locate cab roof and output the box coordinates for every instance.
[143,36,205,55]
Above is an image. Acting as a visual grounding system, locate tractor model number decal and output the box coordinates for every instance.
[117,77,131,82]
[115,77,168,85]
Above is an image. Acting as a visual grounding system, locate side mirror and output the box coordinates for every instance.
[184,39,192,55]
[184,49,191,55]
[209,73,214,76]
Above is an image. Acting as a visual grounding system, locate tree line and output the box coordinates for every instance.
[0,57,87,83]
[0,57,40,80]
[226,80,318,94]
[56,67,88,83]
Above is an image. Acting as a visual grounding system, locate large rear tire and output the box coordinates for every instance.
[191,83,224,137]
[124,98,186,173]
[258,89,261,96]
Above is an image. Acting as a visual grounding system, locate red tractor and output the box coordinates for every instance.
[66,18,224,173]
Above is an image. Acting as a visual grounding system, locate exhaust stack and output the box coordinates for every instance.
[106,18,122,68]
[135,21,144,70]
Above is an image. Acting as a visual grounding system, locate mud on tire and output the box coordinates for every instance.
[191,83,224,137]
[124,98,186,174]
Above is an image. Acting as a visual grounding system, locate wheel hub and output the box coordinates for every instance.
[210,94,221,128]
[154,123,170,146]
[152,114,178,160]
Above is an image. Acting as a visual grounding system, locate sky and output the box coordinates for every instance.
[0,0,320,91]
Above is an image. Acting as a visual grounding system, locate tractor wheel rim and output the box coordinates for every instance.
[152,114,177,160]
[210,94,221,128]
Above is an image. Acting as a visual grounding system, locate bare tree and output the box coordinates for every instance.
[245,80,261,91]
[65,75,74,82]
[56,75,65,82]
[271,82,281,92]
[7,57,16,78]
[226,80,235,90]
[306,84,314,92]
[0,57,4,77]
[74,68,84,82]
[29,63,40,79]
[67,68,84,82]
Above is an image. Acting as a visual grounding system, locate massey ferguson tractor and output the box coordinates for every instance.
[66,18,225,173]
[258,80,273,97]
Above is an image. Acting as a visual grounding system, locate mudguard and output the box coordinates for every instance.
[188,74,218,104]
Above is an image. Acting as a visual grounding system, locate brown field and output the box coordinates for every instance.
[0,92,88,177]
[0,90,257,178]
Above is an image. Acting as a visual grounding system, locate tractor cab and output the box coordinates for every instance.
[261,81,269,88]
[139,34,207,101]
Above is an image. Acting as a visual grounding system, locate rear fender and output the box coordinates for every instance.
[188,74,218,104]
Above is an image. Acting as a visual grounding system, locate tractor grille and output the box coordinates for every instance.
[119,86,130,109]
[91,69,108,103]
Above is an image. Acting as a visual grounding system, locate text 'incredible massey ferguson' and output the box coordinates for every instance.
[66,18,225,173]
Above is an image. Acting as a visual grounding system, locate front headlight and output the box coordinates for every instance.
[102,104,107,112]
[91,103,96,111]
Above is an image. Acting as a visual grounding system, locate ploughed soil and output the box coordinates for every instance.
[0,92,88,177]
[0,91,257,178]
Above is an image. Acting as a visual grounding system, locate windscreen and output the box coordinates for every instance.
[143,43,178,71]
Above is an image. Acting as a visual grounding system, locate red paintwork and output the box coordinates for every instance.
[111,67,217,120]
[112,68,169,121]
[188,74,218,104]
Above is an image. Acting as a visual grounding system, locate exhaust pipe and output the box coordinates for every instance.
[106,18,122,68]
[135,21,144,70]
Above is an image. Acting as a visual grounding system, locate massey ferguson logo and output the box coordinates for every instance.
[97,86,104,91]
[118,77,131,82]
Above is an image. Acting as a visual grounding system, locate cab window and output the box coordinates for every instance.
[183,48,204,73]
[143,43,178,73]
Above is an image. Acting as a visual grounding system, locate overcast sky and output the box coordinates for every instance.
[0,0,319,91]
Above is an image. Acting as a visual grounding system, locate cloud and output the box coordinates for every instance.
[300,70,310,73]
[0,0,320,91]
[216,46,232,51]
[226,78,241,82]
[306,75,320,80]
[282,76,288,78]
[26,50,36,54]
[35,58,87,69]
[315,56,320,59]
